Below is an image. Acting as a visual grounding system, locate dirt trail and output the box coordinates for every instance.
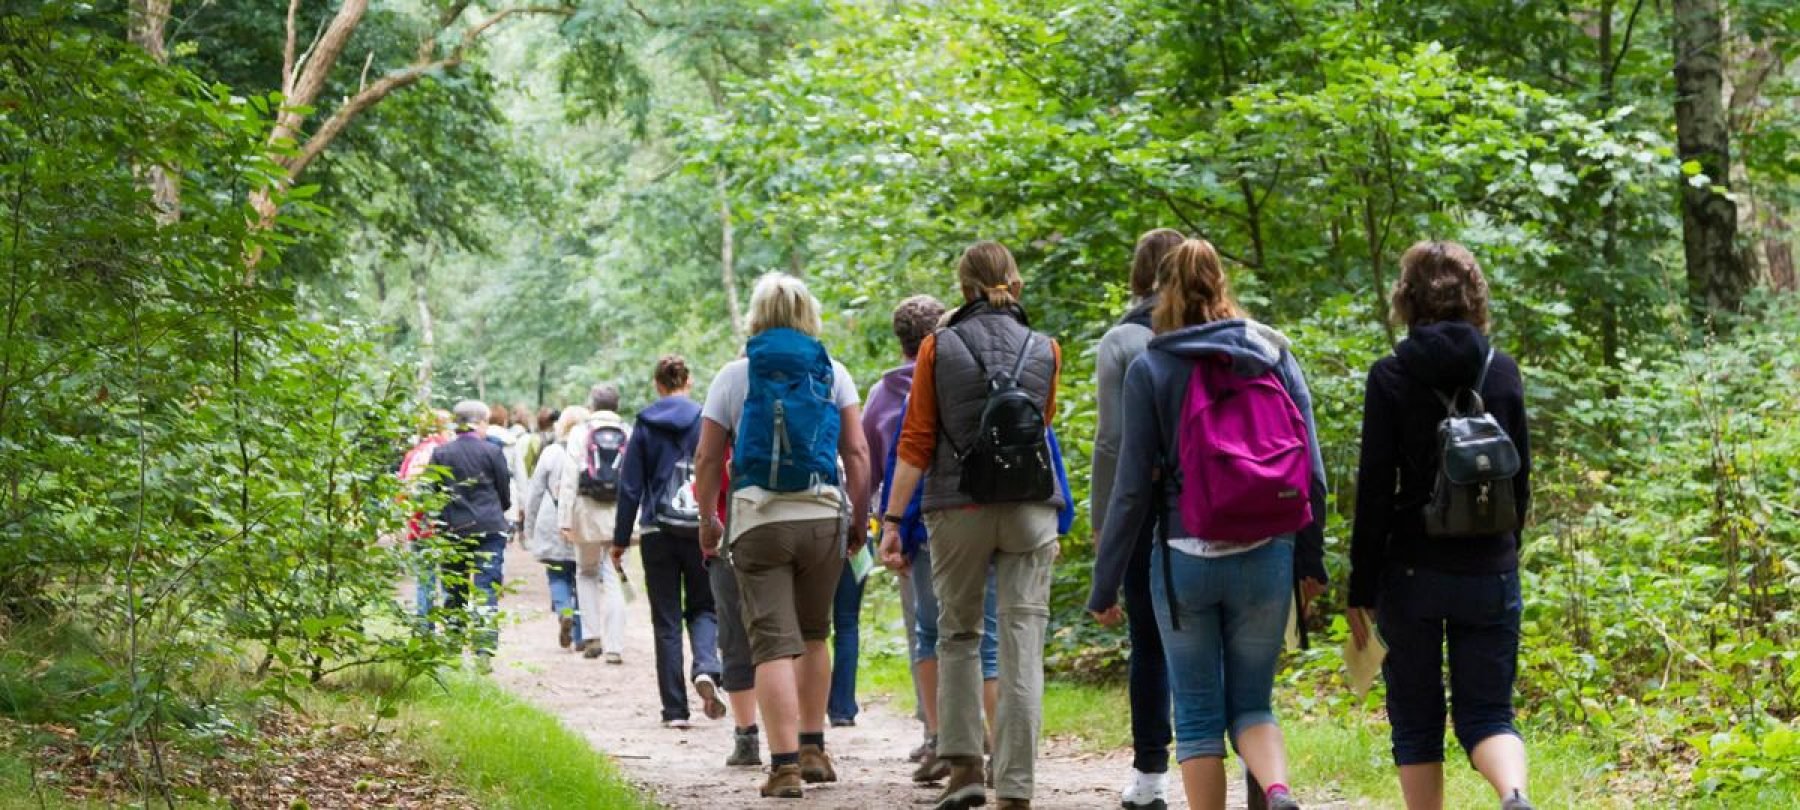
[490,547,1333,809]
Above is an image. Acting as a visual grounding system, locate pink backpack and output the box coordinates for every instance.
[1175,355,1313,542]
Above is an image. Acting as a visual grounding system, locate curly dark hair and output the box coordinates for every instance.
[654,354,691,392]
[891,295,946,358]
[1391,240,1491,333]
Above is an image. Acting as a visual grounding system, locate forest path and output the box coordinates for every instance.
[489,545,1326,809]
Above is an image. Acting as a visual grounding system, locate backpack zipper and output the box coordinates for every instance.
[771,399,787,487]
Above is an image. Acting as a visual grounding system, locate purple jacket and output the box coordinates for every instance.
[861,362,914,503]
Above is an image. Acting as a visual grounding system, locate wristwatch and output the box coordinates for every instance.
[882,514,905,526]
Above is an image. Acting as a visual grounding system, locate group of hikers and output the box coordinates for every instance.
[399,233,1535,810]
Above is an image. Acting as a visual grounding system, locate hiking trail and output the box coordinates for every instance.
[490,547,1343,809]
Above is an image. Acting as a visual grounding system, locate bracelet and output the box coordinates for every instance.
[882,514,905,526]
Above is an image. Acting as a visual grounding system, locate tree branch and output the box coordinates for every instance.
[1607,0,1647,84]
[281,0,302,97]
[285,5,575,180]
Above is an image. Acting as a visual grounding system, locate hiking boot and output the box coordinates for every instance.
[1500,790,1535,810]
[760,763,804,799]
[726,728,761,768]
[931,756,987,809]
[995,800,1030,810]
[912,736,950,783]
[604,652,623,665]
[557,616,574,649]
[798,744,837,784]
[581,640,604,659]
[694,673,727,721]
[1121,768,1167,810]
[1266,786,1301,810]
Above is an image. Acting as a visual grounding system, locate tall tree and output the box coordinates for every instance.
[1673,0,1750,319]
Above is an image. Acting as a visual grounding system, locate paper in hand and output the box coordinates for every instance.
[848,542,875,584]
[1345,627,1387,698]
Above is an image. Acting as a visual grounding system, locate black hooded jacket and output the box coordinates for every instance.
[1347,320,1532,608]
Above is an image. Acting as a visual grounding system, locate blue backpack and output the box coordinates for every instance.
[732,328,841,492]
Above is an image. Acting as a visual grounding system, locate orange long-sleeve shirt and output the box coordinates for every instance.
[897,331,1062,470]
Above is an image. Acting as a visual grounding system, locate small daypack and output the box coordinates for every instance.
[577,422,627,501]
[732,328,841,492]
[655,456,702,539]
[1175,355,1313,542]
[943,327,1053,504]
[1423,349,1521,538]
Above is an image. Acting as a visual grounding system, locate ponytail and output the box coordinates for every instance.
[957,241,1022,308]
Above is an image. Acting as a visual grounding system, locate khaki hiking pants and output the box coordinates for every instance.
[924,503,1057,802]
[570,499,626,655]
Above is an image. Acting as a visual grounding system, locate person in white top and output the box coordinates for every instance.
[559,384,631,662]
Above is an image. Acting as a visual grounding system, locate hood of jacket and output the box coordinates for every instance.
[1395,320,1491,390]
[1147,318,1292,375]
[637,396,701,433]
[873,363,915,403]
[1119,295,1156,329]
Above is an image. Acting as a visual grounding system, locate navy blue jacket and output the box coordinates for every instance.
[1087,319,1329,614]
[431,429,514,536]
[1347,320,1531,608]
[612,395,703,547]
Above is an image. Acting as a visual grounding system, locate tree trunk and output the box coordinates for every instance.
[128,0,180,220]
[1765,210,1796,291]
[1672,0,1749,320]
[717,169,745,339]
[412,248,436,404]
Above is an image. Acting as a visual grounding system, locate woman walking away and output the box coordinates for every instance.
[1092,228,1183,810]
[694,272,872,800]
[879,241,1063,810]
[1346,241,1534,810]
[1086,238,1328,810]
[525,407,588,651]
[613,355,725,730]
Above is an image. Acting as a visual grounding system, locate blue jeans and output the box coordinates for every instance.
[1377,567,1522,766]
[1151,536,1292,762]
[412,543,439,631]
[910,545,999,680]
[829,559,866,723]
[444,531,507,656]
[545,561,583,647]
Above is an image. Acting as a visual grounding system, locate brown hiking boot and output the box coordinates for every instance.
[932,756,987,810]
[557,616,573,649]
[995,800,1031,810]
[760,763,804,799]
[581,640,604,659]
[798,744,837,783]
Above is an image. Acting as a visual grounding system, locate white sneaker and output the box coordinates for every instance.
[1121,768,1168,810]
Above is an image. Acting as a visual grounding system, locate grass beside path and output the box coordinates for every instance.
[314,670,653,810]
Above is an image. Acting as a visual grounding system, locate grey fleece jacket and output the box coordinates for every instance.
[1086,319,1329,613]
[1090,298,1154,537]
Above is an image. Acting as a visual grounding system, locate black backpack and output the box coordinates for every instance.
[654,455,702,539]
[577,423,627,501]
[1423,349,1522,538]
[943,327,1054,504]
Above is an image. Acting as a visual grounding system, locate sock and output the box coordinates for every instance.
[736,724,759,736]
[799,731,825,749]
[1265,782,1290,799]
[771,751,800,768]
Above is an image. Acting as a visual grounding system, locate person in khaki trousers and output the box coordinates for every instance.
[879,241,1063,810]
[559,384,630,662]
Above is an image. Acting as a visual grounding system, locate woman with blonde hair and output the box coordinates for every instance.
[1087,238,1327,810]
[694,272,872,800]
[878,241,1064,810]
[525,406,588,650]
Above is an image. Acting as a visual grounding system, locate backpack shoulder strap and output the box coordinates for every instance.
[1007,330,1036,382]
[941,325,988,381]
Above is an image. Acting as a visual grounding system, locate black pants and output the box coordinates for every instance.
[1377,566,1522,766]
[642,530,721,721]
[1123,518,1172,774]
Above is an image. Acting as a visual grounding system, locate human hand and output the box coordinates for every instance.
[1348,606,1375,651]
[878,524,907,573]
[1090,604,1124,627]
[1300,577,1326,611]
[699,515,724,557]
[610,544,627,567]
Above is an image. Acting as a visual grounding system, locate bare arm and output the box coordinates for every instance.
[837,404,872,553]
[694,417,729,556]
